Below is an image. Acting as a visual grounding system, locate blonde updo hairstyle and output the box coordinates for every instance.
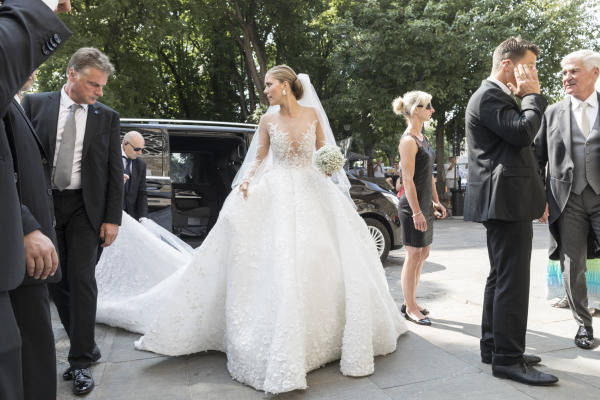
[266,64,304,100]
[392,91,432,120]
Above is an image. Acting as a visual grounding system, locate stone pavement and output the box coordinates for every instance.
[54,219,599,399]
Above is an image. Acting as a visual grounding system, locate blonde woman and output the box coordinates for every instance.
[393,91,446,325]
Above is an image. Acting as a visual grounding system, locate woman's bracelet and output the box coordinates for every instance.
[412,210,423,218]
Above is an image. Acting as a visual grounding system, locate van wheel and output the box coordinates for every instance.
[364,217,391,262]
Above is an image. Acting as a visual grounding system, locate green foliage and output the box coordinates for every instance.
[36,0,599,167]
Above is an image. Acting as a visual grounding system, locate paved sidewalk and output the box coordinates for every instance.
[54,219,599,399]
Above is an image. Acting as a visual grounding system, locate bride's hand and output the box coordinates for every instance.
[240,181,249,200]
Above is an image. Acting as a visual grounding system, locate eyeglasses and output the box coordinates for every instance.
[126,142,144,152]
[417,103,433,110]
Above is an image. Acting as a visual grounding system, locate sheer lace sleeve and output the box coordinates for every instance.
[315,116,326,151]
[241,117,270,185]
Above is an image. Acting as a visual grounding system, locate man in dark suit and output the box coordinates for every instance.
[0,1,71,399]
[23,47,123,395]
[465,37,557,385]
[122,130,148,220]
[535,50,600,350]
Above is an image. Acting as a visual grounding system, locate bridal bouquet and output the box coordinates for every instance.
[315,145,346,176]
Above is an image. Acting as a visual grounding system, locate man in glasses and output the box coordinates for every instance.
[122,131,148,221]
[465,37,558,385]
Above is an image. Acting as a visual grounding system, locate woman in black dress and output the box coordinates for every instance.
[393,91,446,325]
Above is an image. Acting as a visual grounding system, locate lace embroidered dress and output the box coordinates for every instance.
[95,120,406,394]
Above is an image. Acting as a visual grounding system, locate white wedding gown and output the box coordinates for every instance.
[96,121,406,394]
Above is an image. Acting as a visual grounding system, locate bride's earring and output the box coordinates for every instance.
[282,89,287,96]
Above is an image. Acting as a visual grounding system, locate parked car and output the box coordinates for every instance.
[121,119,402,261]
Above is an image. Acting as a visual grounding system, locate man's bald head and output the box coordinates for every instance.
[122,131,145,159]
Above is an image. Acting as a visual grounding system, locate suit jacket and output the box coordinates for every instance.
[123,157,148,220]
[22,92,123,231]
[6,98,61,285]
[534,94,600,259]
[0,0,71,292]
[464,80,547,222]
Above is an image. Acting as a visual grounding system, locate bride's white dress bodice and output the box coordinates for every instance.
[268,120,317,168]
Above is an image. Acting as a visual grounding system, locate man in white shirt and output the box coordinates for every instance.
[22,47,122,396]
[535,49,600,351]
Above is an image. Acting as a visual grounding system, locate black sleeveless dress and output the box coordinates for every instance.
[398,134,435,247]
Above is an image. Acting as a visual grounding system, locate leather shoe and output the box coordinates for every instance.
[481,353,541,365]
[401,304,429,317]
[575,326,594,349]
[63,367,73,381]
[492,361,558,386]
[72,368,94,395]
[403,311,431,326]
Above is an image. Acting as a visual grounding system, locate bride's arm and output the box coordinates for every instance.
[314,117,326,151]
[240,117,270,199]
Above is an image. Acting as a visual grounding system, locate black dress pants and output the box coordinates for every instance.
[481,220,532,366]
[0,291,23,400]
[10,284,56,400]
[49,190,101,369]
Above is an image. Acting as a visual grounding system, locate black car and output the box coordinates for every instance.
[121,119,402,261]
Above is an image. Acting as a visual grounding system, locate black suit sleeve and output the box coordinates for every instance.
[103,110,123,225]
[20,204,41,235]
[0,0,71,115]
[480,92,548,148]
[136,162,148,219]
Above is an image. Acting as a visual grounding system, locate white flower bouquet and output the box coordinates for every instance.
[314,145,346,176]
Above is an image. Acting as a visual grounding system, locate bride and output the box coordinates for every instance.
[96,65,406,394]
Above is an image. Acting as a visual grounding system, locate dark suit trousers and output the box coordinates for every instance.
[558,186,600,328]
[481,220,532,366]
[0,291,24,400]
[49,190,101,369]
[10,284,56,400]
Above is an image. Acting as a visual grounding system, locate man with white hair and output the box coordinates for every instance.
[535,49,600,350]
[122,130,148,220]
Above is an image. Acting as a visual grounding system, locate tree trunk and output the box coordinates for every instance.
[230,0,268,104]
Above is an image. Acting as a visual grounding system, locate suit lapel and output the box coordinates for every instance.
[82,103,100,157]
[45,91,61,160]
[11,98,48,160]
[558,98,572,166]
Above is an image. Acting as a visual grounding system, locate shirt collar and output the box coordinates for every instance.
[61,85,89,111]
[122,148,129,159]
[487,78,512,96]
[570,91,598,110]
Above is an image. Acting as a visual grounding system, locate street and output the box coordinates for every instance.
[55,218,600,399]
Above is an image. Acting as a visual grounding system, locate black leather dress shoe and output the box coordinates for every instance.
[63,366,73,381]
[575,326,594,349]
[481,353,541,365]
[492,361,558,385]
[72,368,94,395]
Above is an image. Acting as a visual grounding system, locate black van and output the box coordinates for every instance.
[121,119,402,260]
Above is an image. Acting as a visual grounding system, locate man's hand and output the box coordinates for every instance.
[123,173,130,184]
[55,0,71,14]
[538,202,549,223]
[24,230,58,279]
[507,64,541,98]
[100,223,119,247]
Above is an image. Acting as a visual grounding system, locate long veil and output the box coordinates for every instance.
[231,73,351,198]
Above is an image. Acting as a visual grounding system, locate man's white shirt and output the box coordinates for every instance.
[570,91,599,139]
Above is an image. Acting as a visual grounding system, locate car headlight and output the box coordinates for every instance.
[382,192,400,208]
